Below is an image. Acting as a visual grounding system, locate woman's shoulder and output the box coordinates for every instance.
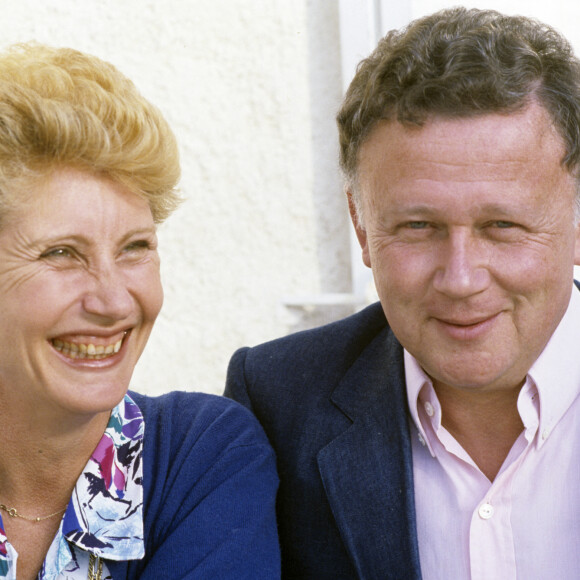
[129,389,278,530]
[130,389,239,417]
[110,391,280,579]
[128,389,272,453]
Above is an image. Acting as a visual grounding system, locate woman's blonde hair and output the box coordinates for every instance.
[0,43,181,223]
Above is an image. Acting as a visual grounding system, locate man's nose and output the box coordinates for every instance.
[432,229,490,298]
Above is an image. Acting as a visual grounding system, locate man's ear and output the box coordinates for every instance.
[347,191,371,268]
[574,215,580,268]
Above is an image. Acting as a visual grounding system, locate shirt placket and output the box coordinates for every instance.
[468,438,533,580]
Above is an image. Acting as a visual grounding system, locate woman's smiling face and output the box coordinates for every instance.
[0,167,163,417]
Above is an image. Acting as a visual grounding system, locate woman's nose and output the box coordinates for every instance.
[82,267,134,322]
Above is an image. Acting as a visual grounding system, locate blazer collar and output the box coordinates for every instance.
[317,328,422,579]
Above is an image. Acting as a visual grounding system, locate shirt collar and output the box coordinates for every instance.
[62,392,145,561]
[405,283,580,453]
[405,351,438,456]
[527,284,580,447]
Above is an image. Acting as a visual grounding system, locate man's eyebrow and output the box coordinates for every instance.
[388,203,522,216]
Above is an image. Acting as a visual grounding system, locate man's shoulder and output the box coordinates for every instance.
[227,302,391,403]
[245,301,388,365]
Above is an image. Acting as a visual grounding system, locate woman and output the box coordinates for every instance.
[0,43,279,579]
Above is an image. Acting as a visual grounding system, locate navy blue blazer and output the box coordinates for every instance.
[225,302,422,579]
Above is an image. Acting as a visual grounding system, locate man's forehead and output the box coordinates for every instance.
[357,104,566,173]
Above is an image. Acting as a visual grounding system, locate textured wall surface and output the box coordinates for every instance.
[0,0,349,395]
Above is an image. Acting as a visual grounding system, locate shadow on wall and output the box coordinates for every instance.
[283,1,357,334]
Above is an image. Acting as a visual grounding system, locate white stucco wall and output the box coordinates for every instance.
[0,0,349,395]
[1,1,579,396]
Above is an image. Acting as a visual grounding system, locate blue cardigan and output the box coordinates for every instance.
[106,390,280,579]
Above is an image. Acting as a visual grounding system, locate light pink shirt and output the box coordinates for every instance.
[406,285,580,580]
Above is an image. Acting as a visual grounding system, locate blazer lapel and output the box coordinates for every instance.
[317,329,422,579]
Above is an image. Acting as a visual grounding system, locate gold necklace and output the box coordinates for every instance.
[88,553,102,580]
[1,502,100,579]
[0,502,67,523]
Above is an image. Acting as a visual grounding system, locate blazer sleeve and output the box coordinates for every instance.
[224,346,255,412]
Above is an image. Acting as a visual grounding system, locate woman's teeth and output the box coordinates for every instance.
[52,337,123,360]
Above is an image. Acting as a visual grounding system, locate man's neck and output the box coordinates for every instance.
[433,381,525,481]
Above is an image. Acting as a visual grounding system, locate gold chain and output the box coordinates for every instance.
[0,503,101,579]
[0,502,67,523]
[88,553,103,580]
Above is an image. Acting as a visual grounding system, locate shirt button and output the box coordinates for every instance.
[417,432,426,446]
[424,402,434,417]
[478,503,494,520]
[542,429,549,440]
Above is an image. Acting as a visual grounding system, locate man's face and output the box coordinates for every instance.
[352,103,580,395]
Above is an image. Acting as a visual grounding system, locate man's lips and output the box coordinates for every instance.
[432,312,502,339]
[437,315,494,326]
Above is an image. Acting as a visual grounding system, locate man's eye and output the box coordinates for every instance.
[494,221,516,228]
[406,221,430,229]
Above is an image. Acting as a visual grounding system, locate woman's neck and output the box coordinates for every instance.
[0,401,110,509]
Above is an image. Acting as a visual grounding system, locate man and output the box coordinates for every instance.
[225,7,580,579]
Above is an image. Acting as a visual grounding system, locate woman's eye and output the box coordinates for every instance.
[124,240,151,252]
[40,247,73,259]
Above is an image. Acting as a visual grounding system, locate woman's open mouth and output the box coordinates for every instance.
[51,332,128,360]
